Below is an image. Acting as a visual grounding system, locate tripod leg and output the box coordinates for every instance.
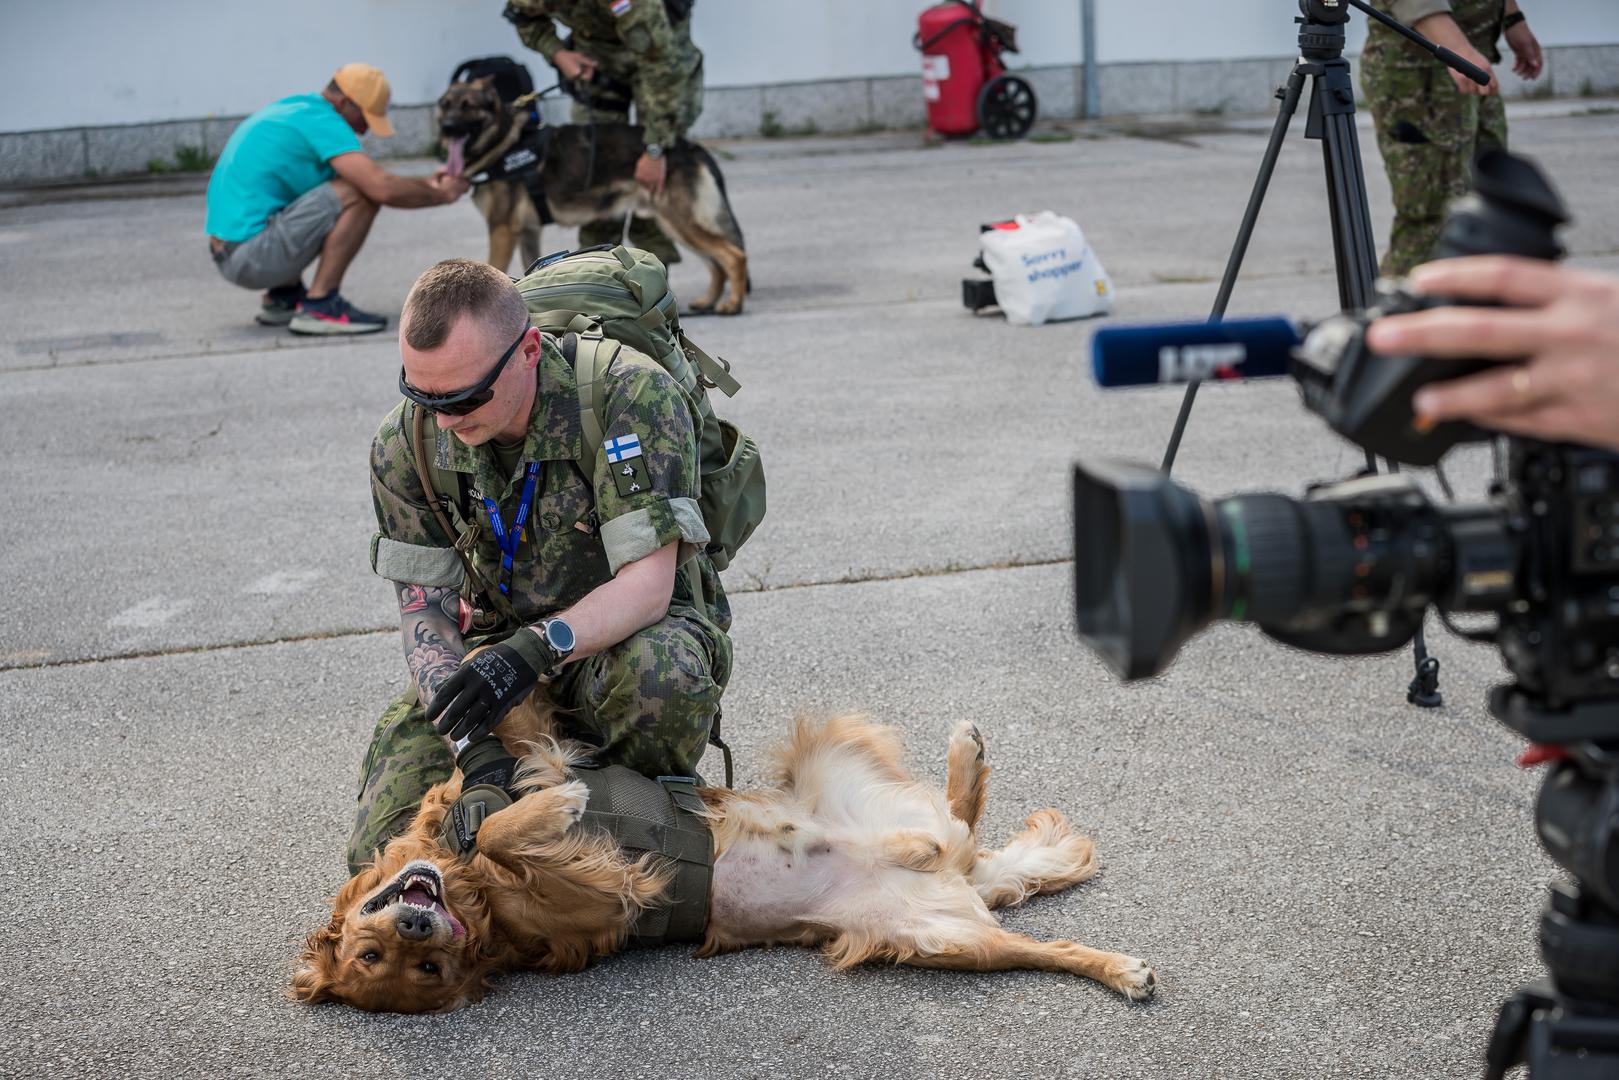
[1161,68,1308,474]
[1314,61,1446,707]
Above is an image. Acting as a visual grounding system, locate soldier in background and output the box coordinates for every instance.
[1361,0,1543,277]
[503,0,703,268]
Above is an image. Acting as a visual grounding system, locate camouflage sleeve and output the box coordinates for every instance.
[612,0,693,147]
[507,0,566,62]
[368,403,464,589]
[592,348,708,575]
[1388,0,1454,24]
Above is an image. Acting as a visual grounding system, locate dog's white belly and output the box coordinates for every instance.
[708,833,862,940]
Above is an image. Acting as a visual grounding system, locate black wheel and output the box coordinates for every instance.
[976,74,1037,140]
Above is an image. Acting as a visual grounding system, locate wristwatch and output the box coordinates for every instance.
[535,617,577,669]
[644,142,664,161]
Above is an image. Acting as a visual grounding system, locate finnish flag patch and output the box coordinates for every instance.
[604,434,643,462]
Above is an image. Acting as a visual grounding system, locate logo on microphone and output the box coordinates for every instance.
[1158,343,1246,382]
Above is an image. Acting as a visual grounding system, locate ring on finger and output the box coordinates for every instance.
[1511,367,1533,402]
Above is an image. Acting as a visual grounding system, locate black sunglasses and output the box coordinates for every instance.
[399,328,528,416]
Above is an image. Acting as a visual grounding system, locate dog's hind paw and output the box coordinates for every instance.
[1109,957,1158,1001]
[951,720,987,764]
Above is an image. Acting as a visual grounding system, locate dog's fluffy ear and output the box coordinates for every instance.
[288,921,343,1004]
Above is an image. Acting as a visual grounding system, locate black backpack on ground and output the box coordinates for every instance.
[449,55,536,104]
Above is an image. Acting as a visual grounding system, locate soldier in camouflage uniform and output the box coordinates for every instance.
[348,257,730,873]
[503,0,703,267]
[1362,0,1543,276]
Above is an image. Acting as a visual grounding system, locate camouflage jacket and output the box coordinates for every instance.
[369,334,711,626]
[508,0,702,147]
[1363,0,1505,69]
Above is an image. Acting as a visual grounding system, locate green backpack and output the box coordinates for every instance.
[409,245,765,611]
[516,244,765,573]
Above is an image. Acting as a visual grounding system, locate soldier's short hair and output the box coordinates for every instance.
[402,258,529,352]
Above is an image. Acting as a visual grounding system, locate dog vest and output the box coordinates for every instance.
[439,745,713,947]
[470,122,556,226]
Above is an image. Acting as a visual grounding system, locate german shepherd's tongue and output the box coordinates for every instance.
[446,136,468,178]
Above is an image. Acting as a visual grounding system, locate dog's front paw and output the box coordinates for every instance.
[1107,956,1157,1001]
[548,780,590,826]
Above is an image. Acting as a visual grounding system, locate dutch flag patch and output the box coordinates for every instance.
[611,0,632,15]
[604,434,643,462]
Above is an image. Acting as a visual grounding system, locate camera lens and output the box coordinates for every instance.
[1074,462,1456,680]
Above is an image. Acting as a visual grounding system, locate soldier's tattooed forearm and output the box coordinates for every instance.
[399,583,469,624]
[396,583,465,701]
[408,624,462,700]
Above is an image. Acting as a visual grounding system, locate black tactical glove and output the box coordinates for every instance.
[427,631,552,743]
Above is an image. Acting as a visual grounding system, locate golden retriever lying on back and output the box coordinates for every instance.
[292,711,1157,1012]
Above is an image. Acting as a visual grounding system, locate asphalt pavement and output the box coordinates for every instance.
[4,100,1619,1079]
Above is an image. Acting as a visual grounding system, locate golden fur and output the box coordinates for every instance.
[293,706,1156,1012]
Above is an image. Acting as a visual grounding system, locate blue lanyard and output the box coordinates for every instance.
[481,461,541,595]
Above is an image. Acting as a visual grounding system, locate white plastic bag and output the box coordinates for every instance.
[978,211,1114,326]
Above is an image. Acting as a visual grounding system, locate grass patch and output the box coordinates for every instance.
[1029,130,1076,144]
[1521,80,1556,101]
[174,144,214,172]
[1583,105,1619,116]
[1152,271,1216,285]
[147,143,215,174]
[759,110,784,138]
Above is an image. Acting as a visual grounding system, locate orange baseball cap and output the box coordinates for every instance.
[332,62,394,137]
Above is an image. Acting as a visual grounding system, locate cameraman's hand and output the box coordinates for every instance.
[1365,256,1619,451]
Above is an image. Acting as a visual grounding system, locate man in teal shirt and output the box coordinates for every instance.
[206,63,471,335]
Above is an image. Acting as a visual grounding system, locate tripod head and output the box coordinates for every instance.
[1302,0,1494,86]
[1298,0,1350,26]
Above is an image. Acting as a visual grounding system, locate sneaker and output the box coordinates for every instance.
[255,284,306,327]
[289,293,388,336]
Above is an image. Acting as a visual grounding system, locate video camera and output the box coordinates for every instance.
[1071,149,1619,727]
[1072,148,1619,1076]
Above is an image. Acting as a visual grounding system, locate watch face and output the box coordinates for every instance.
[544,619,576,653]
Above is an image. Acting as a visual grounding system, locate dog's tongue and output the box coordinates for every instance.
[446,136,467,178]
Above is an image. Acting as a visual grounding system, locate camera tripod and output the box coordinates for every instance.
[1485,689,1619,1078]
[1156,0,1487,710]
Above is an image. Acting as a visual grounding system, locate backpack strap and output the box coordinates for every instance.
[679,333,741,398]
[533,310,599,337]
[564,326,623,465]
[408,404,520,628]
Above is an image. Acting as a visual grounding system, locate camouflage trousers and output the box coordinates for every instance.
[568,66,704,266]
[1364,61,1508,278]
[346,604,731,874]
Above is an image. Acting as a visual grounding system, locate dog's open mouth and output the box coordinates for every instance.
[361,860,466,940]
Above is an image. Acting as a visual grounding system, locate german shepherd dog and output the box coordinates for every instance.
[438,78,750,315]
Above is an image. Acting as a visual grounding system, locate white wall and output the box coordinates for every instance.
[5,0,1619,132]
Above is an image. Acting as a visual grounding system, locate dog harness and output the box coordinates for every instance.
[439,741,713,947]
[469,122,557,226]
